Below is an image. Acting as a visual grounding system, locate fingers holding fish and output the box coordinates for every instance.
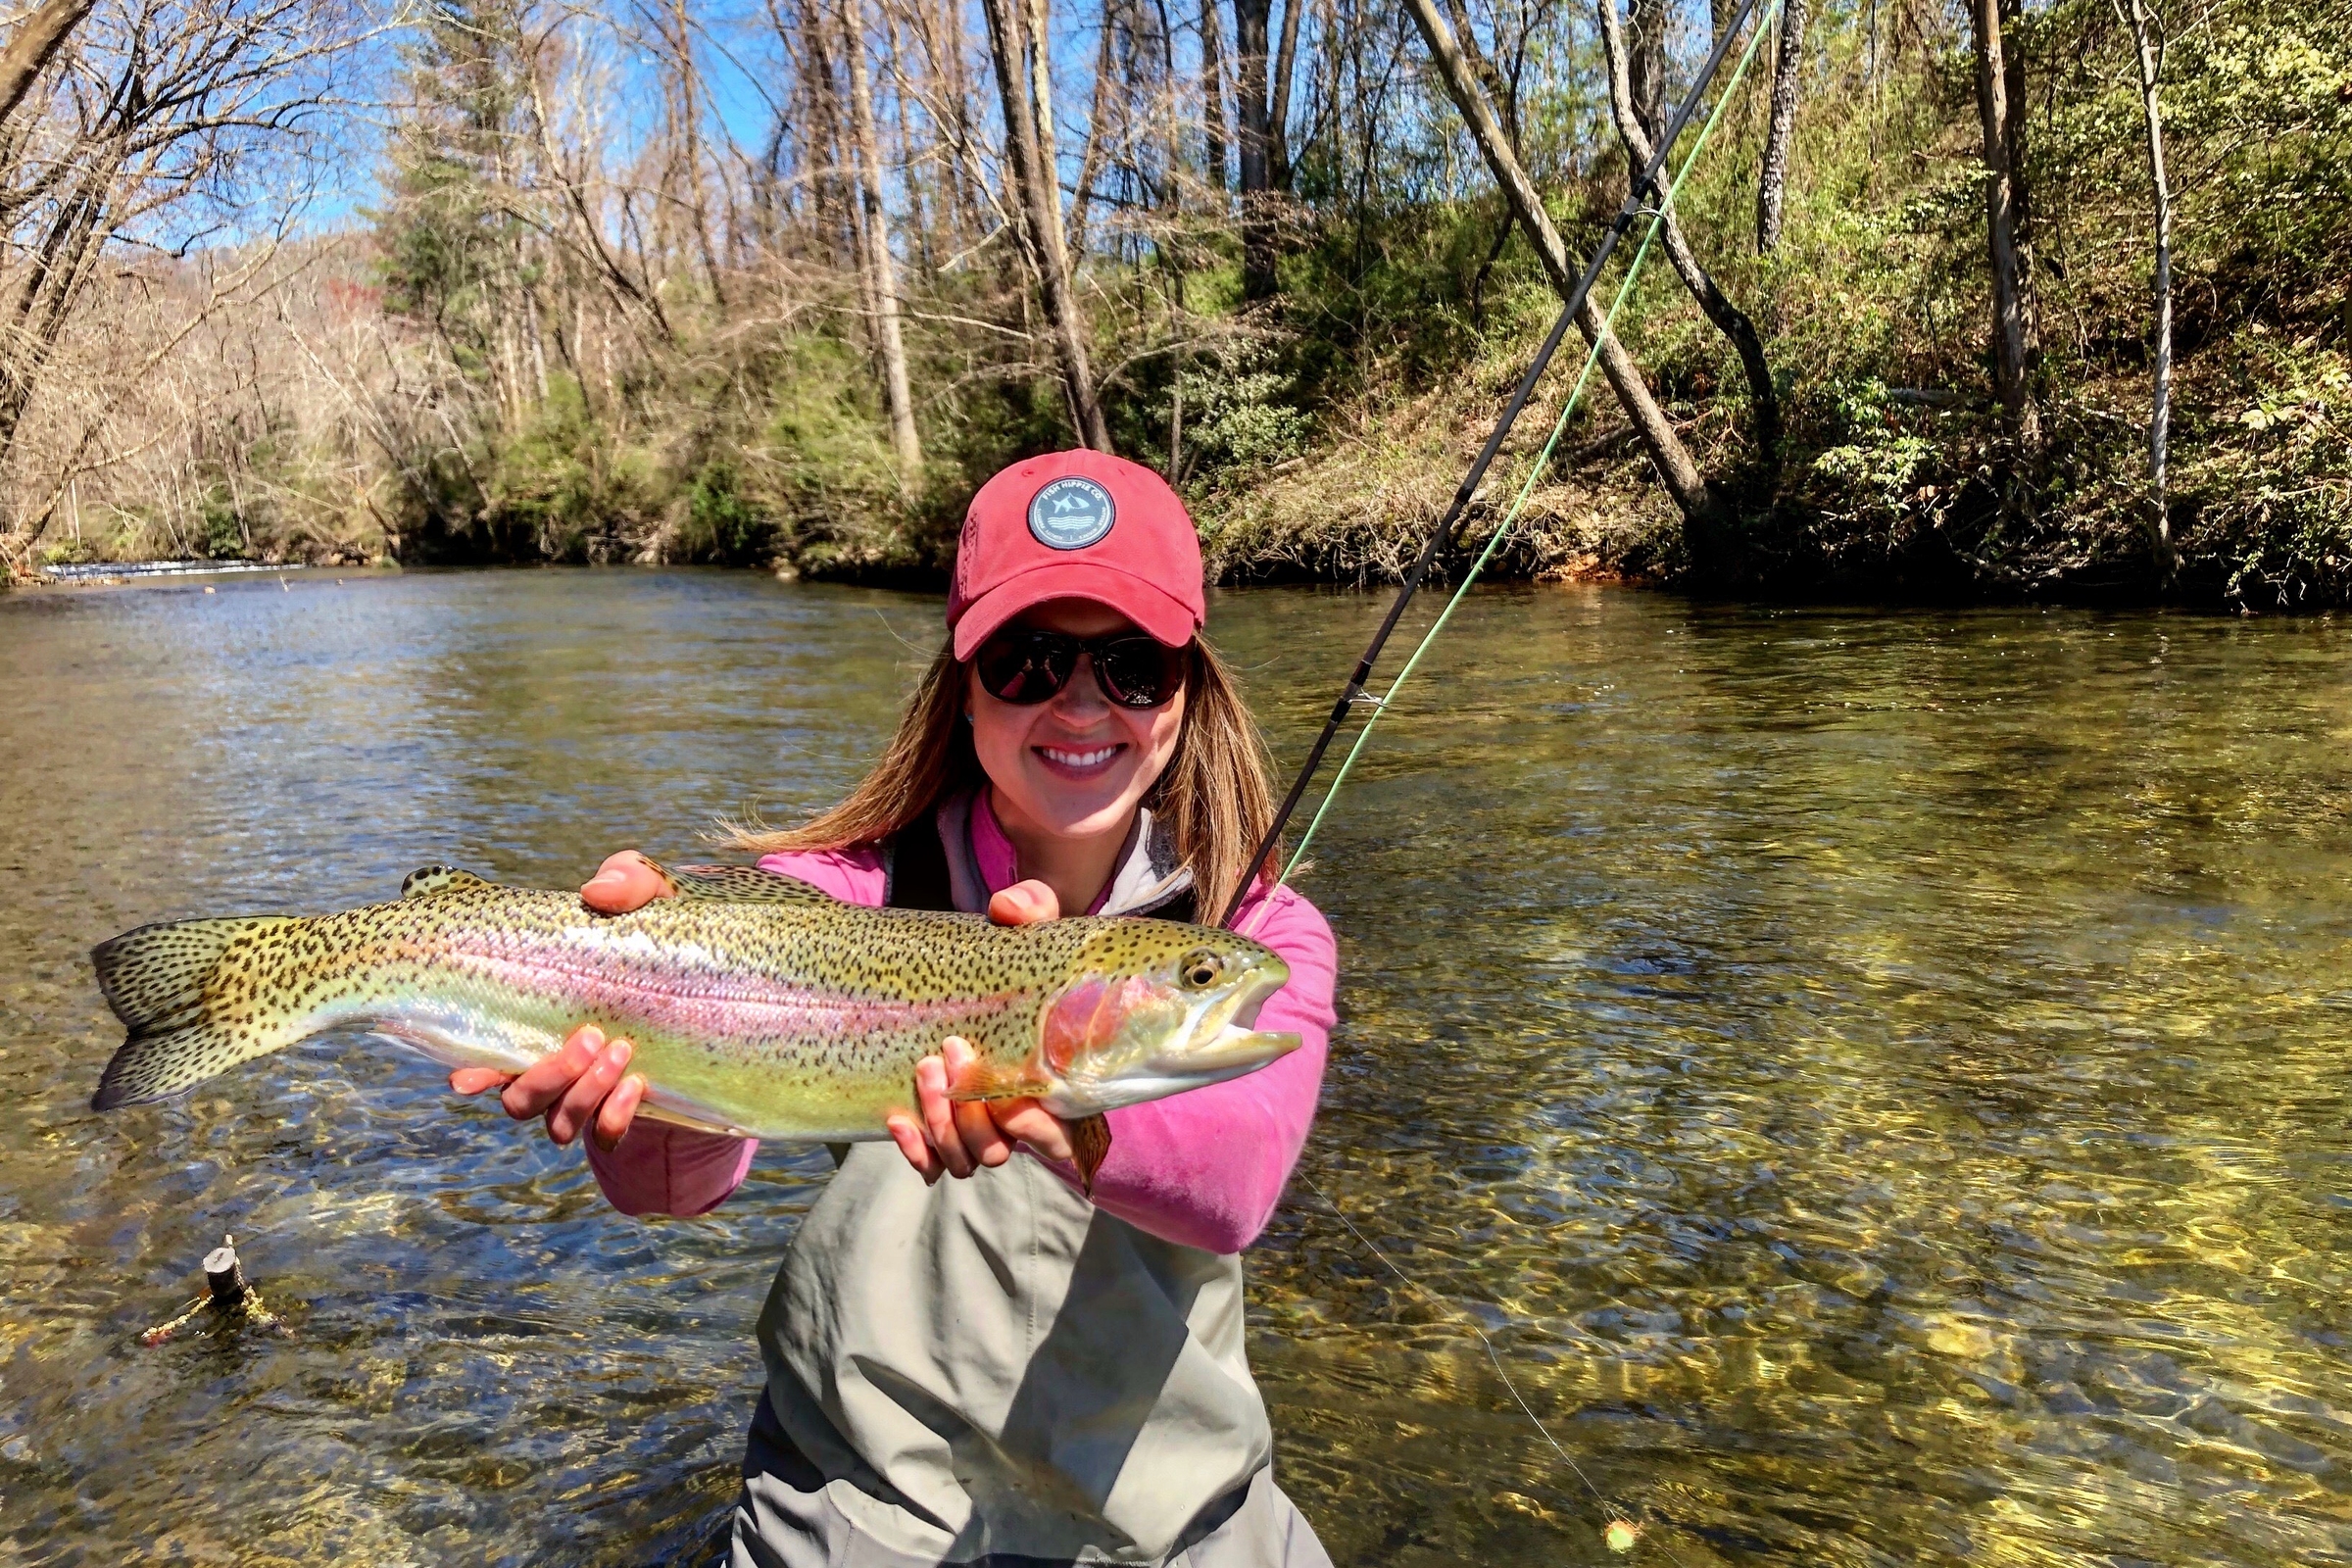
[594,1072,647,1152]
[887,1109,942,1184]
[545,1036,634,1146]
[581,850,672,913]
[449,1025,639,1149]
[945,1039,1013,1169]
[987,879,1059,925]
[995,1101,1072,1164]
[496,1022,607,1125]
[892,1039,1074,1182]
[917,1048,976,1177]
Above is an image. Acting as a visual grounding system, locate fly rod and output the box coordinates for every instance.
[1220,0,1767,929]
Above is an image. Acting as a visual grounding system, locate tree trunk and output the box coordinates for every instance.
[1970,0,2036,443]
[795,0,851,267]
[1069,0,1116,255]
[1626,0,1667,146]
[666,0,727,306]
[0,153,114,469]
[1755,0,1805,251]
[980,0,1111,447]
[0,0,93,133]
[1232,0,1276,297]
[1441,0,1514,140]
[2000,0,2037,360]
[1597,0,1778,464]
[2115,0,2173,575]
[842,0,922,476]
[1268,0,1301,188]
[880,2,935,273]
[1025,0,1064,236]
[1200,0,1228,197]
[1402,0,1710,521]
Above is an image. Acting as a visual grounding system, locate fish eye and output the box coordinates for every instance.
[1179,949,1224,989]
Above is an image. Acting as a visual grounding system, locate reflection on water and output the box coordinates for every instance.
[5,568,2352,1565]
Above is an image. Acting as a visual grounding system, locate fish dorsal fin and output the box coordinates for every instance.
[653,860,832,905]
[402,865,494,900]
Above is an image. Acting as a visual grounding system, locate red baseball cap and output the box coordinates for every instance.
[947,449,1205,661]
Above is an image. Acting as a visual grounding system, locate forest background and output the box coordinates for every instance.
[0,0,2343,606]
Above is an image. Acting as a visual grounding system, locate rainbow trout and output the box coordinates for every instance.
[88,860,1298,1185]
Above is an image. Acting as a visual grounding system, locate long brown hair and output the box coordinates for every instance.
[729,634,1285,920]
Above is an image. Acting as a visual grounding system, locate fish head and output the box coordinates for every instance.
[1029,921,1299,1118]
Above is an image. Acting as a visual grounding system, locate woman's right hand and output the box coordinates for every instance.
[448,851,669,1152]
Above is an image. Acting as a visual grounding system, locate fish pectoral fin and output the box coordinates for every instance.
[944,1056,1049,1101]
[402,866,495,900]
[643,859,834,906]
[1068,1114,1112,1197]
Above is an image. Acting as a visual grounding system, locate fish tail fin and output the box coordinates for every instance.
[90,916,302,1111]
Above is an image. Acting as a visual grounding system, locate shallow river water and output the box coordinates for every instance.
[5,567,2352,1566]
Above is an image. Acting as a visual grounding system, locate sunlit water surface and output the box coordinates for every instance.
[5,568,2351,1566]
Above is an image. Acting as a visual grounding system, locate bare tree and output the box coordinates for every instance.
[838,0,920,475]
[1069,0,1116,253]
[0,0,360,475]
[1625,0,1665,145]
[1596,0,1778,464]
[1970,0,2036,443]
[2113,0,2173,575]
[1401,0,1711,521]
[1755,0,1804,251]
[0,0,96,131]
[1232,0,1275,295]
[979,0,1110,446]
[1199,0,1226,196]
[1267,0,1299,188]
[0,0,363,566]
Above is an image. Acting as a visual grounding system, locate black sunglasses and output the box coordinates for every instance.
[974,629,1189,709]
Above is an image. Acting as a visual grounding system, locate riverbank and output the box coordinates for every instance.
[18,347,2336,611]
[16,227,2343,612]
[6,5,2350,612]
[11,7,2349,611]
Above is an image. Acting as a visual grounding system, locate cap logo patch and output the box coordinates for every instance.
[1028,476,1116,550]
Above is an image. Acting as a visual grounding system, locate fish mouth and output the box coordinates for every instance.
[1041,958,1298,1118]
[1044,1023,1298,1117]
[1145,961,1293,1076]
[1177,1023,1301,1073]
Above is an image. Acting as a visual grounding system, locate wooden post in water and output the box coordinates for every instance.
[141,1232,288,1344]
[203,1234,246,1309]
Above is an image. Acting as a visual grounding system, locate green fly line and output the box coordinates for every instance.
[1268,9,1784,1557]
[1268,6,1782,896]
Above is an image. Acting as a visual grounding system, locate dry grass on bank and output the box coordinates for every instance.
[1199,371,1683,588]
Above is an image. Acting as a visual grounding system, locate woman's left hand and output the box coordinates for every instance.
[889,879,1077,1181]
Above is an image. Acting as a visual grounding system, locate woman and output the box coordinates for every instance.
[451,451,1338,1568]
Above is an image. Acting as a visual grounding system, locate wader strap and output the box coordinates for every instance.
[883,819,955,912]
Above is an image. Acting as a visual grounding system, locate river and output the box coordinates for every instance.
[5,567,2351,1565]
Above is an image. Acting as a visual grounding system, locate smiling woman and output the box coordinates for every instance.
[448,450,1342,1568]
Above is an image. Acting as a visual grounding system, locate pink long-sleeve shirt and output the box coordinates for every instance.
[584,807,1335,1254]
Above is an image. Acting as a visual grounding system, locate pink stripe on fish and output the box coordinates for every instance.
[441,945,1024,1041]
